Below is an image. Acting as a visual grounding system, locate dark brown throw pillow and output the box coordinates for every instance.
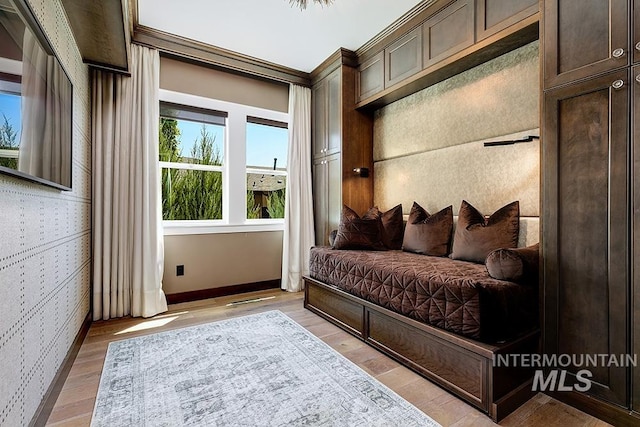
[402,203,453,256]
[364,204,404,249]
[486,243,539,283]
[451,200,520,263]
[332,205,386,250]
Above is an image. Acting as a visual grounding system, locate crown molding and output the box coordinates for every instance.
[310,48,358,83]
[356,0,451,61]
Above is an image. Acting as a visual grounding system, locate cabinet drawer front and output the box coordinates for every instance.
[423,0,475,69]
[476,0,537,41]
[385,27,422,88]
[367,309,486,408]
[307,282,364,337]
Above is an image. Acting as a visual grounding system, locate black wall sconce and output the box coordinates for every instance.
[483,135,540,147]
[353,167,369,178]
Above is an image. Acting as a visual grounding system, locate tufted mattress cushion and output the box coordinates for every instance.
[309,247,538,343]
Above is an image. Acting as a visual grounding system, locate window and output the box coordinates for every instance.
[0,89,21,170]
[159,90,289,234]
[159,102,226,220]
[246,118,288,220]
[0,6,22,172]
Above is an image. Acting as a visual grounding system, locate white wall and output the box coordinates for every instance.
[163,231,283,294]
[0,0,91,424]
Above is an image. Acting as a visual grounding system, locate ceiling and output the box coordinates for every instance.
[136,0,426,73]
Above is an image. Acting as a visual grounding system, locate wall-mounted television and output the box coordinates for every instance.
[0,0,73,191]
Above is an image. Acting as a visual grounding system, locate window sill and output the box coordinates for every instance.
[163,220,285,236]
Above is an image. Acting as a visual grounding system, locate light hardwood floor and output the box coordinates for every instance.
[46,289,611,426]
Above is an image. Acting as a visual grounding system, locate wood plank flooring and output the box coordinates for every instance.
[46,289,611,426]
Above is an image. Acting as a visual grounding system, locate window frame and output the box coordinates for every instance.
[245,117,289,221]
[159,89,289,235]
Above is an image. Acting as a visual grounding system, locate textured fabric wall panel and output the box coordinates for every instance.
[0,0,91,424]
[375,129,539,217]
[373,41,539,222]
[374,41,538,161]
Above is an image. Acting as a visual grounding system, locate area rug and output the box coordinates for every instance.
[91,310,440,426]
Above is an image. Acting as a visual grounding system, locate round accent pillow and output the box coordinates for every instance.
[485,243,539,283]
[486,248,525,281]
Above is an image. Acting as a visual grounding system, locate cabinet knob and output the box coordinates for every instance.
[636,42,640,52]
[612,48,625,58]
[612,79,624,89]
[636,74,640,84]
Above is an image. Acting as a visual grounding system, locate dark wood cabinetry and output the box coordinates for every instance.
[312,70,341,159]
[635,0,640,64]
[357,52,384,102]
[542,2,640,424]
[422,0,475,69]
[355,0,538,107]
[312,51,373,246]
[313,153,341,246]
[543,0,629,88]
[633,64,640,413]
[476,0,537,41]
[543,70,630,408]
[385,27,422,87]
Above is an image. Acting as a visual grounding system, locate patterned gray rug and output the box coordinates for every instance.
[91,310,440,426]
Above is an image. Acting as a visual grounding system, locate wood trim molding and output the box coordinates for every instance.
[166,279,282,305]
[310,48,358,82]
[132,25,311,86]
[29,312,92,427]
[356,0,453,62]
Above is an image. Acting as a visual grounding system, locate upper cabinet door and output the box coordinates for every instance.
[358,51,384,102]
[385,27,422,88]
[476,0,538,41]
[544,0,629,89]
[312,80,327,159]
[423,0,475,69]
[327,69,342,155]
[634,0,640,63]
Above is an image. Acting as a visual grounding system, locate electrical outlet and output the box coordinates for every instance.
[176,265,184,276]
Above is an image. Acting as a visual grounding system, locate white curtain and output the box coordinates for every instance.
[281,84,314,292]
[92,44,167,320]
[18,30,71,187]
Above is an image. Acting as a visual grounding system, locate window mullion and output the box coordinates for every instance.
[226,110,247,225]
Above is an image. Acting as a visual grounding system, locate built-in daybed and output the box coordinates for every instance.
[303,201,540,421]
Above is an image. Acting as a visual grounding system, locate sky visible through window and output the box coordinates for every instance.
[175,119,225,161]
[0,92,22,143]
[175,118,288,169]
[246,122,287,169]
